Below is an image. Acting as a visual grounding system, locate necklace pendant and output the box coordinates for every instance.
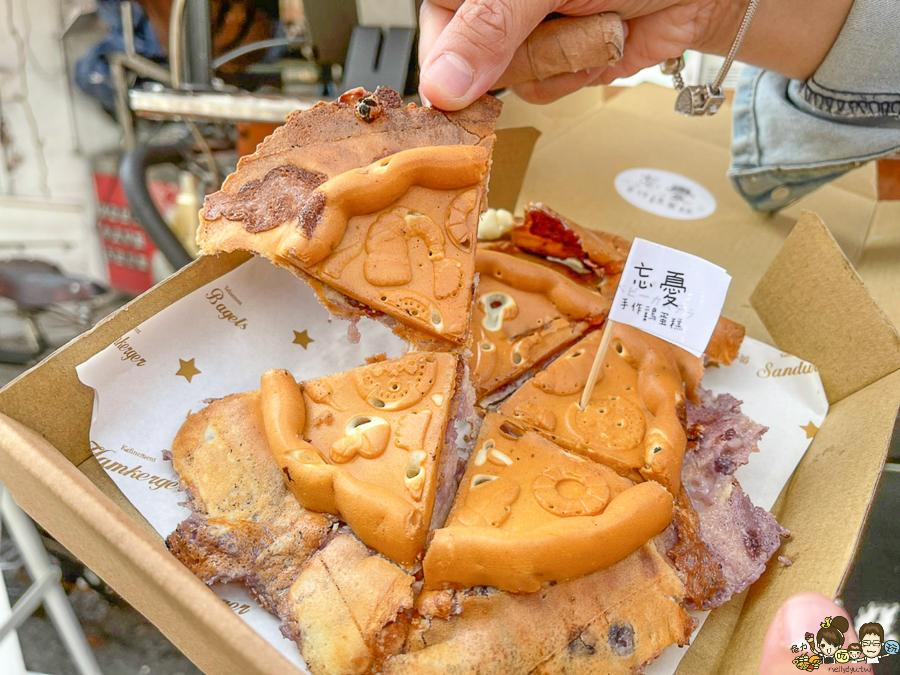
[675,84,726,117]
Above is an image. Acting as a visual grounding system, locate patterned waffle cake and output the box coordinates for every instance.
[167,87,787,675]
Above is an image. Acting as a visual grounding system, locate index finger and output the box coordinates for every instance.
[494,13,624,89]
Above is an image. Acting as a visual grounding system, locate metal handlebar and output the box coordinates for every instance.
[119,144,193,270]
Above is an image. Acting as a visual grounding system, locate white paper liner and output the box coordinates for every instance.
[76,257,828,674]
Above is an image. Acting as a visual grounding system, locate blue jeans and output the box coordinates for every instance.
[729,0,900,212]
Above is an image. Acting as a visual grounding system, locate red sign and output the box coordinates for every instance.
[93,173,177,295]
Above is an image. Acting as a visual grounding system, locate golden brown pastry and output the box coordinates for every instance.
[469,249,610,402]
[281,533,414,675]
[166,391,332,606]
[387,541,693,674]
[423,414,673,593]
[197,87,501,345]
[164,82,780,673]
[704,315,746,365]
[260,353,461,566]
[166,393,414,675]
[499,324,704,493]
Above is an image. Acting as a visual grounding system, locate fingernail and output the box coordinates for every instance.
[423,53,474,100]
[782,600,812,649]
[769,604,791,650]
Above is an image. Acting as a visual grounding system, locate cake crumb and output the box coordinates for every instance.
[347,318,361,344]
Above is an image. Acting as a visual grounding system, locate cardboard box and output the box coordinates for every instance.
[0,84,898,675]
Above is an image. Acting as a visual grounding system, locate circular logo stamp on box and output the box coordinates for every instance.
[614,168,716,221]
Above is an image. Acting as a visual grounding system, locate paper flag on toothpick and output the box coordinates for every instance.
[608,238,732,358]
[579,239,732,410]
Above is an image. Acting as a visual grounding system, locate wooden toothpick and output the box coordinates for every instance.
[579,320,616,411]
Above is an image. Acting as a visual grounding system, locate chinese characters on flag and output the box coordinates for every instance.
[608,238,732,358]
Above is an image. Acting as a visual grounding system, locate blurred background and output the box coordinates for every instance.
[0,1,896,673]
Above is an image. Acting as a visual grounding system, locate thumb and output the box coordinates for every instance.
[419,0,557,110]
[760,592,872,674]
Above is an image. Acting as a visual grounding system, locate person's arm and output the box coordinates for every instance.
[418,0,855,110]
[701,0,855,82]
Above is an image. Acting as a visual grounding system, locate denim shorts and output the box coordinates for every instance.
[728,0,900,212]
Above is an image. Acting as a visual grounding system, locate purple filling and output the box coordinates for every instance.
[679,388,790,608]
[431,359,479,532]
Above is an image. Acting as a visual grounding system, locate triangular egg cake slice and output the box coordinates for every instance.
[499,323,704,493]
[260,352,461,566]
[470,248,610,403]
[197,87,501,345]
[423,414,673,593]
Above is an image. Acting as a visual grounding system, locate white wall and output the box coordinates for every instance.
[0,0,121,281]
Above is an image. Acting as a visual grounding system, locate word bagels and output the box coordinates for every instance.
[206,288,249,329]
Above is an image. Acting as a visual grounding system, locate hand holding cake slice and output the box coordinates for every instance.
[160,79,798,674]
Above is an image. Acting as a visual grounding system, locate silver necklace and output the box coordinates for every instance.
[661,0,761,116]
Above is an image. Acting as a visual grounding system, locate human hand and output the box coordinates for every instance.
[418,0,733,109]
[418,0,855,110]
[760,592,873,674]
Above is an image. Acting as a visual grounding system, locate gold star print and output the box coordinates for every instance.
[293,330,314,349]
[801,421,819,439]
[176,358,201,383]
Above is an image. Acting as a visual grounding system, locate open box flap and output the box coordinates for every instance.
[488,127,541,212]
[676,371,900,675]
[0,412,300,675]
[717,368,900,675]
[751,211,900,404]
[858,200,900,329]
